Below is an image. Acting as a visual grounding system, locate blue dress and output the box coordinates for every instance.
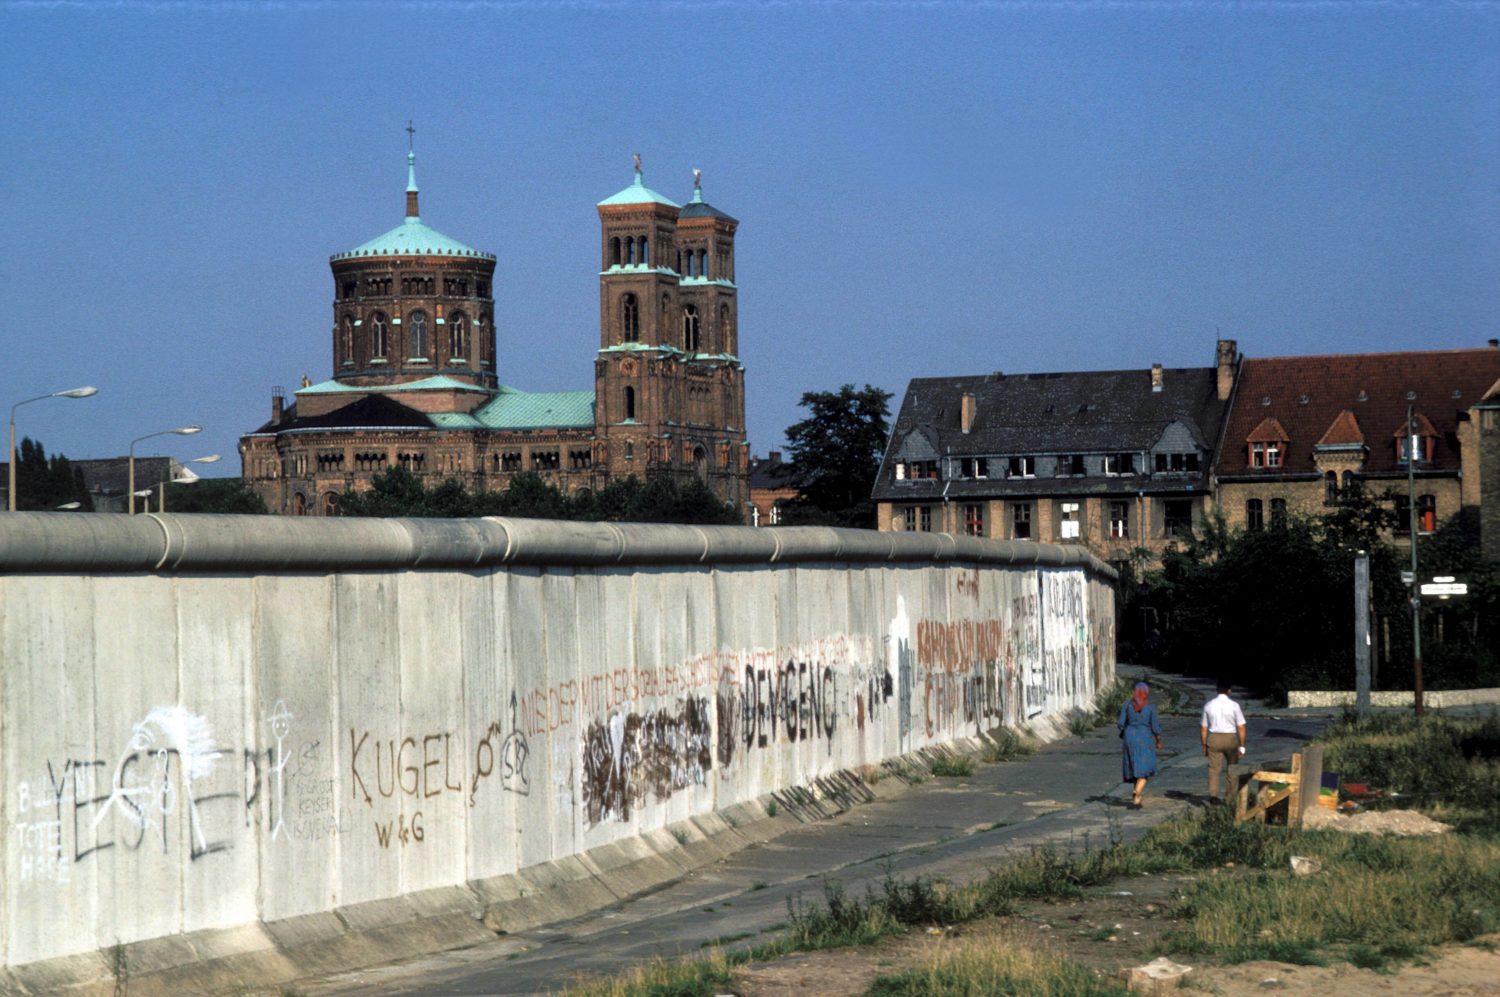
[1118,701,1162,780]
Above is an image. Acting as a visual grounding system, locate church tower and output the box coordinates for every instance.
[327,138,498,391]
[594,159,747,508]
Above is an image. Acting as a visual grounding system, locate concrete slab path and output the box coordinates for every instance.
[296,672,1335,996]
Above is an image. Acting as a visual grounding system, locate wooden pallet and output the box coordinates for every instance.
[1235,744,1323,827]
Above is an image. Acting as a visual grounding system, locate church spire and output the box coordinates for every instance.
[405,121,419,219]
[691,168,703,203]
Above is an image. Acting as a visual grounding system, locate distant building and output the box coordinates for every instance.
[872,341,1235,558]
[1213,346,1500,541]
[0,456,173,513]
[239,148,749,516]
[874,339,1500,559]
[747,451,799,526]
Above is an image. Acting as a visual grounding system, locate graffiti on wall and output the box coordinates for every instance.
[580,696,713,825]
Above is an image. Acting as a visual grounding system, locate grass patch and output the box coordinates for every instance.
[930,754,977,778]
[866,934,1130,996]
[566,948,737,997]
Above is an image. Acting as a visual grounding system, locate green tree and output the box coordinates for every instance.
[161,477,270,514]
[13,437,91,511]
[337,467,739,525]
[780,384,892,528]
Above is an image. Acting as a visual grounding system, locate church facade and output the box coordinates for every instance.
[239,150,749,516]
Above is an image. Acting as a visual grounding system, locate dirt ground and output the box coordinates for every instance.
[729,872,1500,996]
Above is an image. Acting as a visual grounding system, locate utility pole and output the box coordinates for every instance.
[1407,404,1424,718]
[1355,550,1371,717]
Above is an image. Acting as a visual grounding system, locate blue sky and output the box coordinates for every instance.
[3,1,1497,475]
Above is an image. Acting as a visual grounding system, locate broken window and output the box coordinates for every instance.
[1059,502,1080,540]
[1007,456,1035,478]
[960,457,988,479]
[1109,500,1129,539]
[1011,503,1032,540]
[963,504,984,536]
[1104,453,1136,475]
[1165,499,1194,537]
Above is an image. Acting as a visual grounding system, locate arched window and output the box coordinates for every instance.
[638,237,649,267]
[292,492,306,516]
[676,250,684,275]
[1341,470,1355,493]
[370,313,389,358]
[698,249,708,279]
[340,316,354,364]
[322,492,339,516]
[1323,471,1337,505]
[693,445,707,479]
[610,237,621,267]
[626,238,636,266]
[621,294,640,341]
[683,304,700,352]
[409,310,428,358]
[1245,498,1264,531]
[624,441,634,460]
[449,311,467,359]
[624,386,636,421]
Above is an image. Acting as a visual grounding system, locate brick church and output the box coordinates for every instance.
[240,146,749,516]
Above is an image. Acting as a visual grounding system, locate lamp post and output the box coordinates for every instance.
[129,426,201,515]
[1407,404,1424,718]
[158,454,220,512]
[8,386,98,512]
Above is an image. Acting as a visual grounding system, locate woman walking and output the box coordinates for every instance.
[1118,681,1163,808]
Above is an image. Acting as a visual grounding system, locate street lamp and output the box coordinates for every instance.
[158,454,220,512]
[8,386,99,512]
[128,426,201,515]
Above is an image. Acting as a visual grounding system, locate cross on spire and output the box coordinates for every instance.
[406,120,416,151]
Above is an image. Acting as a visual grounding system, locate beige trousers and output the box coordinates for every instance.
[1206,732,1240,799]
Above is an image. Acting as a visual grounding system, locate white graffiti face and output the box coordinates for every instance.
[98,706,223,842]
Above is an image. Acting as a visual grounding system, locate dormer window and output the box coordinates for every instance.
[1250,441,1282,468]
[1104,453,1136,475]
[960,457,988,479]
[1394,415,1436,464]
[1007,456,1035,478]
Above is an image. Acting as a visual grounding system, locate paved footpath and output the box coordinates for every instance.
[299,672,1334,996]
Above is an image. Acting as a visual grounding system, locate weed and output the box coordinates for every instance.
[749,881,768,892]
[981,727,1037,763]
[1068,712,1093,738]
[1086,926,1116,942]
[766,800,778,818]
[699,932,754,949]
[930,754,976,778]
[111,942,127,997]
[565,949,737,997]
[866,933,1130,996]
[723,813,739,830]
[671,828,690,846]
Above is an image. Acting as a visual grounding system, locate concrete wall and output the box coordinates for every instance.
[0,514,1115,974]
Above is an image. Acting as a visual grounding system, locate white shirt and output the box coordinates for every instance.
[1200,693,1246,734]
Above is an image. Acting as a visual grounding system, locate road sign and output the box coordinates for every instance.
[1420,582,1468,597]
[1401,571,1414,586]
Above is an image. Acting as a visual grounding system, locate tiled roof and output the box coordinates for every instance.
[748,453,796,490]
[251,394,434,435]
[1247,417,1289,442]
[431,385,595,431]
[873,366,1226,500]
[1316,410,1364,447]
[1215,348,1500,476]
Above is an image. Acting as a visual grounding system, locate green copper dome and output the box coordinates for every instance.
[598,164,680,209]
[331,142,495,262]
[332,217,494,262]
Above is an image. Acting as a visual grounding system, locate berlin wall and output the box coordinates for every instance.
[0,513,1115,973]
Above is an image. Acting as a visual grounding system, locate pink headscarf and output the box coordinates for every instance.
[1130,682,1150,712]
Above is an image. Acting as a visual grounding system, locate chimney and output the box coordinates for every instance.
[768,450,782,464]
[960,393,977,433]
[1216,339,1238,401]
[271,386,285,427]
[1150,364,1164,393]
[1489,339,1498,349]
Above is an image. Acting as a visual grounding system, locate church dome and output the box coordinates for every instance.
[331,147,494,262]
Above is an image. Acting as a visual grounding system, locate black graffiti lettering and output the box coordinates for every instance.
[189,791,235,860]
[72,759,113,863]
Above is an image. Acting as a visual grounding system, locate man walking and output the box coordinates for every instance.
[1201,680,1246,804]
